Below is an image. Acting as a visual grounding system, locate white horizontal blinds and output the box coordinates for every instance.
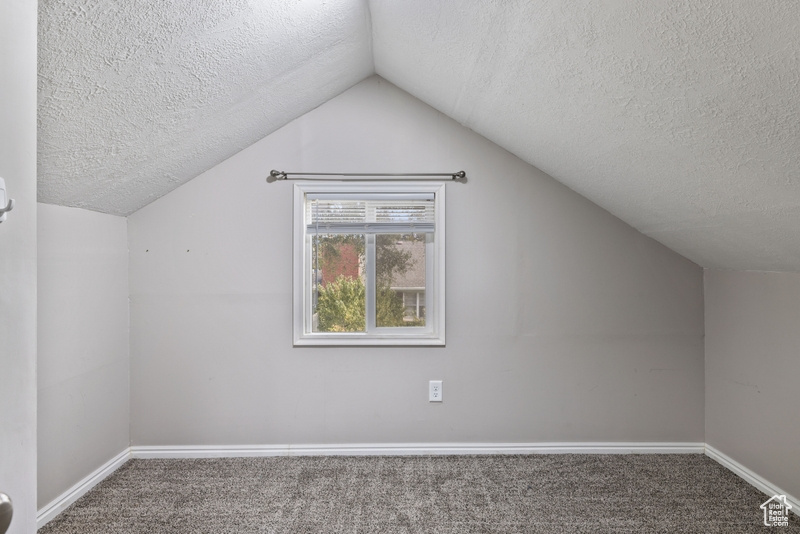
[306,193,435,234]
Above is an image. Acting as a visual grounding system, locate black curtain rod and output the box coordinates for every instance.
[267,170,466,183]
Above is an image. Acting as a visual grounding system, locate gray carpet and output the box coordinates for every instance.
[40,454,799,533]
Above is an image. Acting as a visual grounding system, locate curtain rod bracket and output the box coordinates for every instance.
[268,170,287,182]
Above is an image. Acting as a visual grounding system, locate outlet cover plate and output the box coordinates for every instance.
[429,380,443,402]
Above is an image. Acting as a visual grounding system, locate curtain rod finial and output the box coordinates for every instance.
[452,170,467,182]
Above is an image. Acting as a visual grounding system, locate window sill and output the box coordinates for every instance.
[293,333,445,347]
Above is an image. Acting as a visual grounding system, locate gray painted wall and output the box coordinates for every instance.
[128,76,704,446]
[0,1,37,532]
[705,270,800,500]
[37,204,130,508]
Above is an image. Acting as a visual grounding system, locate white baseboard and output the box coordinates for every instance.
[130,441,705,458]
[37,448,130,529]
[705,444,798,516]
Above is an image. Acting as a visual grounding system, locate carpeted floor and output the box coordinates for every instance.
[39,454,799,533]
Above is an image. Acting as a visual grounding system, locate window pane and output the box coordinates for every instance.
[311,234,365,333]
[376,234,426,327]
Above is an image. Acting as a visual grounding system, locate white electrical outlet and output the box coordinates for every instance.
[429,380,443,402]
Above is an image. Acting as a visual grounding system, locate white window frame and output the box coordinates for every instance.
[293,182,445,346]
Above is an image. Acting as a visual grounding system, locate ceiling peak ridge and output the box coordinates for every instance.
[364,0,376,74]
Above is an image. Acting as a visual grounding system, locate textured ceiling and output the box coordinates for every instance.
[38,1,800,271]
[38,0,373,216]
[371,0,800,272]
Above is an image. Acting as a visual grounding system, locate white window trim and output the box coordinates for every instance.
[293,182,445,346]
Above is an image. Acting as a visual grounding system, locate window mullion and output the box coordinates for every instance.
[365,233,376,333]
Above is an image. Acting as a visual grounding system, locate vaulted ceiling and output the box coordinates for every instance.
[38,1,373,215]
[38,1,800,272]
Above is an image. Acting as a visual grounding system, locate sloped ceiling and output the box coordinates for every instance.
[370,0,800,272]
[38,0,373,216]
[38,1,800,271]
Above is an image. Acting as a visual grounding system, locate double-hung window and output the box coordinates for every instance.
[293,183,445,345]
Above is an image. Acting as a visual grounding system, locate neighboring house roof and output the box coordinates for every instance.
[389,240,425,290]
